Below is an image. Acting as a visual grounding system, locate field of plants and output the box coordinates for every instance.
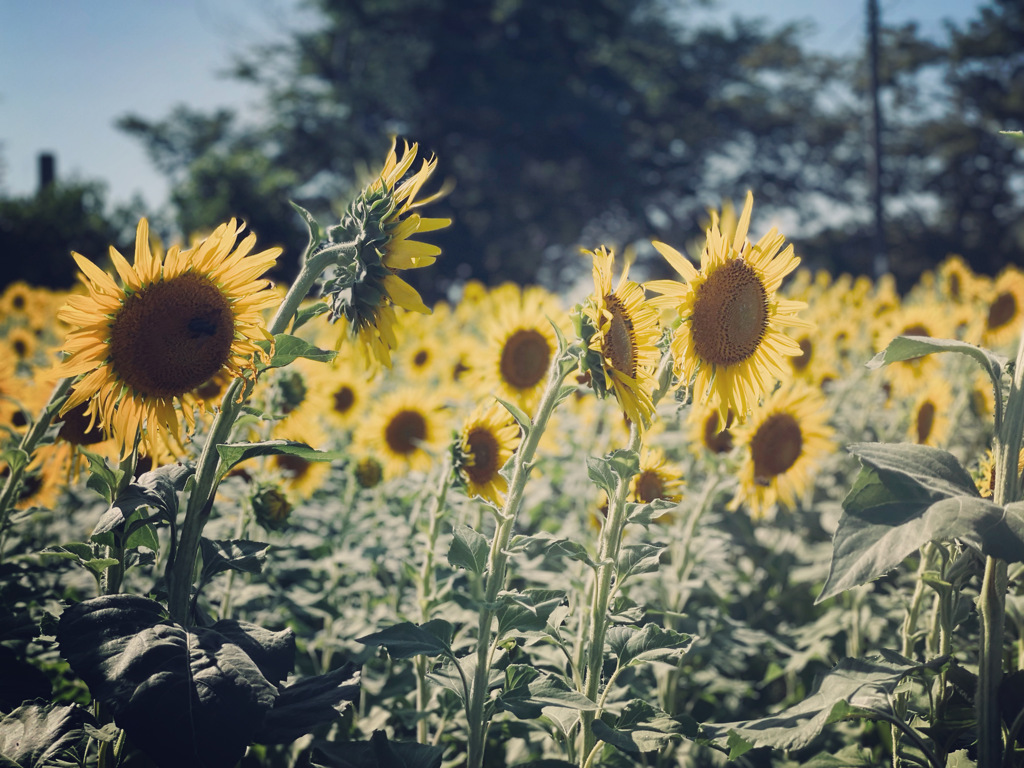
[4,136,1024,768]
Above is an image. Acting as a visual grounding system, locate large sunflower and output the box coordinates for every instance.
[647,191,809,422]
[578,246,661,431]
[455,402,521,506]
[730,382,834,520]
[57,218,281,458]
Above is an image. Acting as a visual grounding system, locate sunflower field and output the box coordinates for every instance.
[4,135,1024,768]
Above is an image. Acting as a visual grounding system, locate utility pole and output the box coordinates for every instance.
[867,0,887,277]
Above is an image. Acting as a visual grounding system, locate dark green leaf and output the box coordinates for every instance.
[447,524,489,574]
[591,700,686,753]
[616,543,666,582]
[625,498,678,525]
[820,469,1024,602]
[290,200,323,247]
[0,702,94,768]
[495,589,565,637]
[606,624,692,668]
[200,539,271,582]
[497,665,597,719]
[701,650,945,753]
[867,336,1004,412]
[291,300,330,332]
[495,396,532,435]
[57,594,279,768]
[209,619,295,687]
[508,533,598,569]
[258,662,360,745]
[216,440,346,482]
[849,442,979,499]
[256,333,337,371]
[357,620,453,659]
[310,730,444,768]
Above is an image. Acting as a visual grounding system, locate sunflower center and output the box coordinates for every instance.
[703,410,734,454]
[751,412,803,480]
[333,385,356,415]
[465,426,500,484]
[602,294,637,377]
[413,349,429,368]
[916,400,936,444]
[948,273,961,301]
[500,328,551,391]
[634,470,666,503]
[385,409,428,455]
[791,338,813,372]
[691,259,768,367]
[12,339,28,359]
[57,402,107,446]
[356,456,383,488]
[988,292,1017,331]
[108,273,236,399]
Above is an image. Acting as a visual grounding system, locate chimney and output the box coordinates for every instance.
[38,152,56,192]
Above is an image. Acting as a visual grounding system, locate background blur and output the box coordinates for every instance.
[1,0,1019,300]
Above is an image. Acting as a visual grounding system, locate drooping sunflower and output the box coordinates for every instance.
[578,246,661,431]
[353,387,449,478]
[57,218,281,458]
[324,138,451,368]
[455,401,521,506]
[730,381,834,520]
[647,191,810,423]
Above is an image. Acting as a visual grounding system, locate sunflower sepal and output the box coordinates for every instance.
[288,200,323,252]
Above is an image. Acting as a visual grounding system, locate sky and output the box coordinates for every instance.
[0,0,986,212]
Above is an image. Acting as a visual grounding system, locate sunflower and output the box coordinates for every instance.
[687,403,736,457]
[872,302,955,399]
[455,402,521,506]
[980,266,1024,350]
[56,218,281,458]
[730,381,834,520]
[630,446,684,505]
[325,138,451,368]
[353,387,449,478]
[472,284,567,413]
[907,381,954,447]
[936,254,981,305]
[647,191,809,423]
[578,246,661,431]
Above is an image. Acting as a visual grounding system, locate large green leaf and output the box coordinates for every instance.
[258,663,361,745]
[496,665,597,719]
[256,333,337,370]
[702,651,945,756]
[57,595,280,768]
[357,620,454,659]
[447,523,489,575]
[310,730,443,768]
[591,699,693,754]
[819,446,1024,601]
[606,623,692,668]
[216,440,347,482]
[0,702,93,768]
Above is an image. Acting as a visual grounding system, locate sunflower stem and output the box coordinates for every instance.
[977,322,1024,766]
[0,376,73,562]
[465,345,575,768]
[578,422,642,765]
[167,241,358,624]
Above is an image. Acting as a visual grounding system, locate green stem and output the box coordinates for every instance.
[977,324,1024,766]
[416,459,453,745]
[167,242,356,624]
[578,422,642,765]
[0,376,74,560]
[464,346,574,768]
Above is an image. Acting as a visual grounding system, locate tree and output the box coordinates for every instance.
[119,0,860,296]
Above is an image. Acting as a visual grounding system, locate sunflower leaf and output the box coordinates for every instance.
[290,200,322,248]
[496,665,597,718]
[216,440,346,483]
[495,589,566,637]
[626,498,679,525]
[819,452,1024,601]
[0,702,95,768]
[494,396,532,436]
[447,524,489,575]
[591,700,691,754]
[256,333,337,371]
[291,301,330,332]
[357,620,454,660]
[616,543,666,583]
[606,624,693,668]
[701,651,945,753]
[310,730,444,768]
[57,594,280,768]
[867,335,1005,420]
[199,539,270,583]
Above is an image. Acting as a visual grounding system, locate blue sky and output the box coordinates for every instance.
[0,0,985,211]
